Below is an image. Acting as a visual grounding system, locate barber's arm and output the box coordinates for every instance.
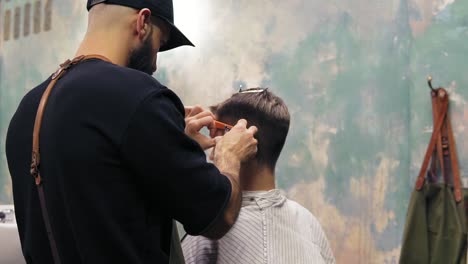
[184,105,258,239]
[121,90,257,239]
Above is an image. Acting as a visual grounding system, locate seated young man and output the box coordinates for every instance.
[182,88,335,264]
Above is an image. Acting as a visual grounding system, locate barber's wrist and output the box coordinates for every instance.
[214,153,241,180]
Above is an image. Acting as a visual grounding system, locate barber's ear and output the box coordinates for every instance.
[136,8,152,38]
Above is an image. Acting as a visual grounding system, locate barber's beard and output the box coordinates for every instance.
[128,34,155,75]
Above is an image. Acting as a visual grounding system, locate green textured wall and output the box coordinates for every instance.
[1,0,467,262]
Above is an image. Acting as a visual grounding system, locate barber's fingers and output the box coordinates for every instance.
[231,119,248,130]
[189,105,203,116]
[209,148,215,161]
[185,105,214,118]
[184,106,194,117]
[209,136,222,161]
[185,107,216,132]
[186,110,215,123]
[197,136,216,150]
[247,125,258,135]
[184,105,201,117]
[209,127,216,138]
[242,125,258,160]
[186,116,215,134]
[210,127,225,138]
[229,120,258,137]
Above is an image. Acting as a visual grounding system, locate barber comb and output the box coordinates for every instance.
[214,120,233,132]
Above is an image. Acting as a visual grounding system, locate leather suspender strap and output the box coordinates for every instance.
[30,54,111,263]
[430,88,462,202]
[428,92,445,183]
[415,87,463,202]
[36,184,61,263]
[415,89,448,190]
[446,101,463,202]
[439,97,450,184]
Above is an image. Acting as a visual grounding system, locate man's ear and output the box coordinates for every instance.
[135,8,152,39]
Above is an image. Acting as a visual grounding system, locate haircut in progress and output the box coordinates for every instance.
[211,88,290,169]
[184,88,335,264]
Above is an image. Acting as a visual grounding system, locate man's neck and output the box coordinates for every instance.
[75,30,131,66]
[240,163,276,191]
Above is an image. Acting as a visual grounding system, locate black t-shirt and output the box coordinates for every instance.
[5,59,231,264]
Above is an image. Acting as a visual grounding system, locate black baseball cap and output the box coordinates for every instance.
[87,0,194,51]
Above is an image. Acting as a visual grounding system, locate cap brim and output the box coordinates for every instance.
[157,17,195,52]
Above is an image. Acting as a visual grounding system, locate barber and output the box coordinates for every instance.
[5,0,257,263]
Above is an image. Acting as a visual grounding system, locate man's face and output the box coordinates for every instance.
[128,18,170,75]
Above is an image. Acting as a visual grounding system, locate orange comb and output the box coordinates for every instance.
[214,120,233,131]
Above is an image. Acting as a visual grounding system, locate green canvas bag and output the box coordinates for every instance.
[400,87,467,264]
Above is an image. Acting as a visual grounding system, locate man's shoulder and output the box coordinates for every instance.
[283,198,322,226]
[61,59,183,112]
[11,78,50,120]
[75,59,166,94]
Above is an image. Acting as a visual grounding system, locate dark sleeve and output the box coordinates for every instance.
[121,89,231,235]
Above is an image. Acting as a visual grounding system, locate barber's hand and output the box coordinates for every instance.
[184,105,216,150]
[214,119,258,163]
[209,137,221,161]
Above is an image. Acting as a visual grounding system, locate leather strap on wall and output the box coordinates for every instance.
[30,55,111,264]
[431,88,462,202]
[439,96,450,184]
[428,92,445,183]
[415,88,449,190]
[446,100,463,202]
[415,87,463,202]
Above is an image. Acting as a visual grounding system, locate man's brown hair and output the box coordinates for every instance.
[211,89,290,169]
